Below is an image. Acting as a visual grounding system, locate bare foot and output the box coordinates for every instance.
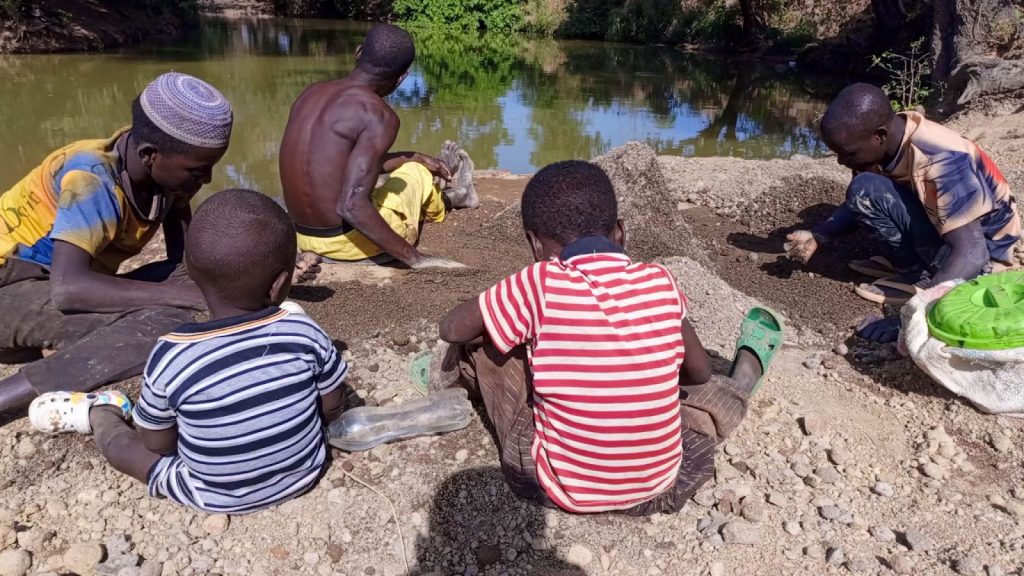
[293,252,322,284]
[444,149,478,209]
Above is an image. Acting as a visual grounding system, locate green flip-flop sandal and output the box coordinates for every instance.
[729,306,786,394]
[409,351,432,397]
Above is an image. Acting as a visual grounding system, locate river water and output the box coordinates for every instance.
[0,17,843,197]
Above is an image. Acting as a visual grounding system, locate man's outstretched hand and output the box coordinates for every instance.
[784,230,819,264]
[856,313,900,343]
[294,252,322,284]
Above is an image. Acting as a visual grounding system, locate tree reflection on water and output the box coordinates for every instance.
[0,18,842,197]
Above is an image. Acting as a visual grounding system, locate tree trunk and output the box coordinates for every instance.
[738,0,765,42]
[871,0,907,34]
[931,0,1024,108]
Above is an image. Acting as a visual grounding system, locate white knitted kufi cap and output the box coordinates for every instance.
[140,72,233,149]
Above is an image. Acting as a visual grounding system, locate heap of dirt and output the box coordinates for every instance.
[658,155,850,214]
[659,256,758,356]
[487,142,711,266]
[729,174,850,234]
[298,178,532,340]
[314,143,882,343]
[592,142,710,265]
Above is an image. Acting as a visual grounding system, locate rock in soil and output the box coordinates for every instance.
[902,528,933,552]
[955,556,984,575]
[870,526,897,543]
[826,547,845,566]
[566,544,593,567]
[741,502,766,522]
[202,514,230,536]
[800,415,825,436]
[819,505,854,524]
[722,522,761,546]
[872,481,896,497]
[63,543,105,575]
[804,543,825,560]
[892,555,916,574]
[476,544,501,567]
[0,550,32,576]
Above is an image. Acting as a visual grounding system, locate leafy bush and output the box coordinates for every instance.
[606,0,686,43]
[559,0,693,43]
[679,0,743,44]
[0,0,24,19]
[523,0,564,35]
[130,0,201,21]
[770,19,816,51]
[393,0,525,32]
[556,0,614,38]
[871,37,933,111]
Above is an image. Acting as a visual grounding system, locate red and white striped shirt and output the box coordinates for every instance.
[479,252,687,513]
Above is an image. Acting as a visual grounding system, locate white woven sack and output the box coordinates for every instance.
[900,282,1024,418]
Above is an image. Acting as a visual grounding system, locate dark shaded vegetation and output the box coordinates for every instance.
[0,0,201,53]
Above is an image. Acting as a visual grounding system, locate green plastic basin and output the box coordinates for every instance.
[927,270,1024,350]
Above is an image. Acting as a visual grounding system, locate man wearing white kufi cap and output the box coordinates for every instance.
[0,72,233,416]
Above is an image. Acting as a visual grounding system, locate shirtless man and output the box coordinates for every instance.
[280,24,477,269]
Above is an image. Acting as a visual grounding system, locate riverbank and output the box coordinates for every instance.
[0,0,870,66]
[1,104,1023,576]
[0,0,196,54]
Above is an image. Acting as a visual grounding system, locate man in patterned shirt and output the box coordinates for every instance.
[786,83,1019,342]
[0,73,234,416]
[436,161,785,514]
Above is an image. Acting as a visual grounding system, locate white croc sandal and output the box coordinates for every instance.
[280,300,307,315]
[28,391,132,435]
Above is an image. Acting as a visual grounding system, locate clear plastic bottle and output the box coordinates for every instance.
[327,388,474,451]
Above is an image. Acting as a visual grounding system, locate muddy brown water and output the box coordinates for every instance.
[0,18,846,198]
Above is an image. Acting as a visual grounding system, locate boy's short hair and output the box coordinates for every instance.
[358,24,415,80]
[521,160,618,245]
[820,83,894,141]
[186,189,296,304]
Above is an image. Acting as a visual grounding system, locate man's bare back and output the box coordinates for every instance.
[281,79,398,230]
[279,30,476,271]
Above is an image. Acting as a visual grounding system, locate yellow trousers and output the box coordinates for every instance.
[296,162,446,261]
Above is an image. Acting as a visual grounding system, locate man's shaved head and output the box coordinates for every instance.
[820,83,898,171]
[186,189,296,308]
[357,24,415,80]
[820,83,894,143]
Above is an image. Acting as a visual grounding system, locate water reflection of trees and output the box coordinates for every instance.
[403,29,836,168]
[0,18,837,196]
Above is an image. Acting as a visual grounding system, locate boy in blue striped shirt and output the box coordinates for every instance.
[29,189,347,514]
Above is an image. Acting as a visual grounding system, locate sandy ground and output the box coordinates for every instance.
[2,109,1024,576]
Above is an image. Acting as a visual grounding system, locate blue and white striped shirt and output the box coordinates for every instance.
[133,307,347,513]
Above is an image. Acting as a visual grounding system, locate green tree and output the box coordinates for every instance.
[392,0,524,32]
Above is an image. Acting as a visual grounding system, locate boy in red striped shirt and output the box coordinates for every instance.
[437,161,784,514]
